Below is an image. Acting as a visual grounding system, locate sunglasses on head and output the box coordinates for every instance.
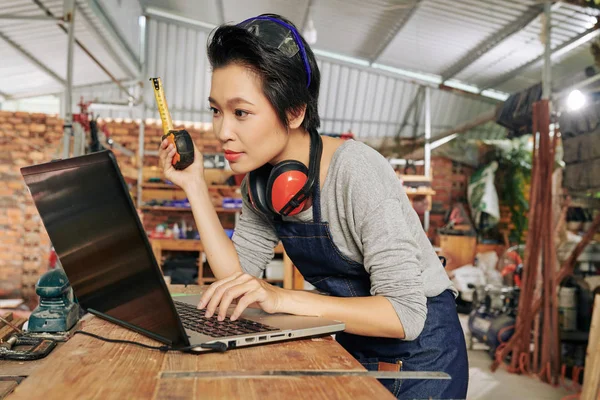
[237,16,312,88]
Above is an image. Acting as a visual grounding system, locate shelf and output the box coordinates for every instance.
[404,189,436,196]
[141,206,240,213]
[399,174,431,183]
[200,278,283,284]
[142,183,239,190]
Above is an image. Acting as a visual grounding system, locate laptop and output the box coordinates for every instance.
[21,150,345,352]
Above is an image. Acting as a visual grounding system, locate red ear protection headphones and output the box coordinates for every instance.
[247,128,323,217]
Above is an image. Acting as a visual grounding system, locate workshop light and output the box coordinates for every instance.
[567,89,586,111]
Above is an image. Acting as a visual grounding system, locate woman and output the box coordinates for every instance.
[159,14,468,399]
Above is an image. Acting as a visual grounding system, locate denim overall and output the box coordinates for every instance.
[273,180,469,399]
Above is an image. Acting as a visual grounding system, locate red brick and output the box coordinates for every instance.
[29,123,46,133]
[31,113,47,121]
[0,111,13,118]
[46,117,61,126]
[29,151,45,161]
[14,111,30,119]
[111,127,129,135]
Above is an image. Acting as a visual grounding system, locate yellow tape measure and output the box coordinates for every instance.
[150,77,195,170]
[150,77,174,136]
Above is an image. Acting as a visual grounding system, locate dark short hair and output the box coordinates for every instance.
[207,14,321,131]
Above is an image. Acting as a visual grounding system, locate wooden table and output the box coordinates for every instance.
[2,285,392,400]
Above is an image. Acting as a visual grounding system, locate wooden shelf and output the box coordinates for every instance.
[142,183,239,190]
[404,188,436,196]
[399,174,432,182]
[199,278,282,284]
[141,206,240,213]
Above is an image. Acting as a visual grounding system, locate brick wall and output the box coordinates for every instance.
[0,111,222,301]
[0,111,62,300]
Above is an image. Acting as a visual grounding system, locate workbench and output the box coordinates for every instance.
[1,285,393,400]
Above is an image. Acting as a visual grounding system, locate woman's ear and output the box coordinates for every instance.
[287,105,307,129]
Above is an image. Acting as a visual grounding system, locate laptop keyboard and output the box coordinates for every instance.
[174,300,279,338]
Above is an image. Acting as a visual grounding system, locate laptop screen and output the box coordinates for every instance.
[21,151,188,346]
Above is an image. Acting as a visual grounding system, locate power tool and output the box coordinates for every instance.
[150,77,195,170]
[28,268,80,333]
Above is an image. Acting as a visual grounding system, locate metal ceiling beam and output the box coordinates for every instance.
[216,0,225,24]
[0,14,63,21]
[145,7,216,32]
[0,30,66,86]
[480,24,600,91]
[390,105,500,158]
[369,1,422,64]
[440,3,545,82]
[6,79,139,100]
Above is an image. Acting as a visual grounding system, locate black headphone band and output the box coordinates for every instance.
[279,128,322,216]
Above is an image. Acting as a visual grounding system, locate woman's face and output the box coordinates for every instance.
[209,63,288,174]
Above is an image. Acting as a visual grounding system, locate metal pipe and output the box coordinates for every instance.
[63,0,76,159]
[137,15,149,208]
[424,87,431,177]
[424,86,431,233]
[542,2,552,100]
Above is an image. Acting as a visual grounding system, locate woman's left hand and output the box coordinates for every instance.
[197,272,285,321]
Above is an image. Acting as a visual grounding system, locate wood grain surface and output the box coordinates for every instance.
[3,285,392,400]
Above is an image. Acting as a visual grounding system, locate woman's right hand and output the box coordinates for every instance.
[158,138,204,191]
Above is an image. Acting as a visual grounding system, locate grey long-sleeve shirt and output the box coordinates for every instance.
[232,139,455,340]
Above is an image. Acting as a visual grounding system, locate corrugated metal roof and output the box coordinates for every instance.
[457,2,600,88]
[307,0,418,60]
[2,0,598,147]
[377,0,537,75]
